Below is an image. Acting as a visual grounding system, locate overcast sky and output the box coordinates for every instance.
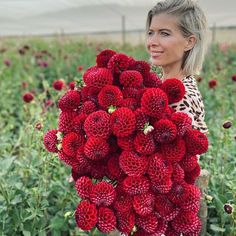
[0,0,235,36]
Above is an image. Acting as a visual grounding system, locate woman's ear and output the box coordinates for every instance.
[184,35,196,51]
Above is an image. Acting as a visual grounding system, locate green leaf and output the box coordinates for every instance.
[0,156,16,176]
[50,216,65,230]
[23,230,31,236]
[10,194,22,205]
[210,224,226,232]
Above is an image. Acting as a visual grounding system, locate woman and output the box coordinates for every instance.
[146,0,208,134]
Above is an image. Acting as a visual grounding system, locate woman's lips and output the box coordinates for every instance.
[150,51,163,57]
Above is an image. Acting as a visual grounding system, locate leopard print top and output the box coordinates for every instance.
[169,75,208,134]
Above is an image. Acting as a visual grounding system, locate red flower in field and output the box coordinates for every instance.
[23,92,34,103]
[224,203,233,214]
[75,200,98,231]
[96,49,116,68]
[208,79,217,89]
[196,77,203,82]
[22,81,28,89]
[4,59,11,67]
[35,122,42,130]
[77,65,84,72]
[162,78,185,104]
[232,74,236,82]
[52,79,65,91]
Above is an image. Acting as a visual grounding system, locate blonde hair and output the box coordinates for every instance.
[146,0,208,75]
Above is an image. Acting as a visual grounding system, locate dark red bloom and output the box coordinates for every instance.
[184,129,208,155]
[52,79,65,91]
[134,132,156,155]
[171,112,192,137]
[119,70,143,88]
[62,132,85,157]
[44,130,58,153]
[96,49,116,68]
[58,111,77,134]
[128,60,150,78]
[117,134,135,151]
[58,90,81,112]
[184,163,201,185]
[171,211,201,234]
[222,120,232,129]
[134,108,149,131]
[110,107,136,137]
[153,119,177,143]
[180,154,198,172]
[106,154,125,181]
[133,191,155,216]
[141,88,168,118]
[122,176,150,196]
[224,203,233,214]
[232,74,236,82]
[84,111,111,139]
[83,67,113,93]
[116,211,135,234]
[75,176,93,199]
[90,181,116,206]
[119,151,148,177]
[161,139,186,162]
[69,81,76,90]
[107,53,130,74]
[208,79,217,89]
[23,92,34,103]
[143,72,162,88]
[162,78,185,104]
[97,207,116,233]
[98,85,123,109]
[155,194,180,221]
[84,137,109,160]
[77,65,84,72]
[75,200,98,231]
[136,212,159,233]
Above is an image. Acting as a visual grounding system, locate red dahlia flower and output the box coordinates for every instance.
[90,181,116,206]
[110,107,136,137]
[52,79,65,91]
[84,110,111,139]
[75,176,93,199]
[107,53,130,74]
[97,207,116,233]
[96,49,116,68]
[75,200,98,231]
[119,70,143,88]
[44,130,59,153]
[162,78,185,104]
[58,90,81,112]
[23,92,34,103]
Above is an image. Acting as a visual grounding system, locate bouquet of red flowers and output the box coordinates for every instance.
[44,49,208,235]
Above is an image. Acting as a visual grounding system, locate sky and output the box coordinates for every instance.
[0,0,235,36]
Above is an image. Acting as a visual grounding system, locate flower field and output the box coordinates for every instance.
[0,37,235,236]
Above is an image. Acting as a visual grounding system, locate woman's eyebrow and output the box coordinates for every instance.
[149,27,172,32]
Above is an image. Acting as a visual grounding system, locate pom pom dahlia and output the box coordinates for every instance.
[162,78,185,104]
[75,176,93,199]
[119,70,143,88]
[107,53,130,74]
[75,200,98,231]
[58,90,81,112]
[97,207,116,233]
[44,130,59,153]
[84,110,111,139]
[96,49,116,68]
[90,181,116,206]
[141,88,168,118]
[110,107,136,137]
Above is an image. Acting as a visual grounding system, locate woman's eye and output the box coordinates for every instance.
[160,31,170,36]
[147,31,154,36]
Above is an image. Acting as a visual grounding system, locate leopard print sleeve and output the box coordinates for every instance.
[169,76,208,134]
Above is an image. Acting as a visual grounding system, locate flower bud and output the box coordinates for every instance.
[224,203,233,214]
[223,121,232,129]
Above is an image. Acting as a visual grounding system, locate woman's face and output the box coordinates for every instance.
[146,13,192,73]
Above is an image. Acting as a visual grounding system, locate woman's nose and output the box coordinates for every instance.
[147,34,159,48]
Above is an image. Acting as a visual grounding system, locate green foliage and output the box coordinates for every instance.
[0,38,235,235]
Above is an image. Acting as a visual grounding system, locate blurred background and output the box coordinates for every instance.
[0,1,235,236]
[0,0,236,44]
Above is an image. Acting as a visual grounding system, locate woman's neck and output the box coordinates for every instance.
[161,67,185,81]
